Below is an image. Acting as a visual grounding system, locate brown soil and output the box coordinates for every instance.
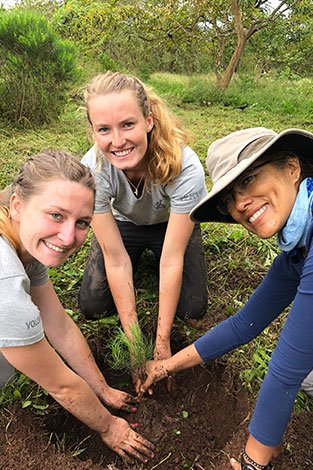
[1,242,313,469]
[1,361,313,470]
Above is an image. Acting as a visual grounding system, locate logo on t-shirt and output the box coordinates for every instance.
[25,315,41,330]
[153,200,167,210]
[179,190,203,202]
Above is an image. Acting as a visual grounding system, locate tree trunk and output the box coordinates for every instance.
[220,34,247,89]
[219,0,246,90]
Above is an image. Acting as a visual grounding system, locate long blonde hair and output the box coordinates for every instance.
[84,71,189,185]
[0,149,95,252]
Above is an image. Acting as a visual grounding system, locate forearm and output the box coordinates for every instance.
[105,260,138,336]
[50,370,113,434]
[164,344,203,375]
[156,262,183,344]
[50,316,111,396]
[244,435,275,466]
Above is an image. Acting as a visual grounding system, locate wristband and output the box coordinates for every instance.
[241,450,272,470]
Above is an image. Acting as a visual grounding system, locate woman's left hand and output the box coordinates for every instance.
[99,386,139,412]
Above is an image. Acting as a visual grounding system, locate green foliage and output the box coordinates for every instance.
[15,0,60,18]
[7,0,312,82]
[107,324,154,374]
[0,10,78,126]
[0,373,50,415]
[99,52,120,72]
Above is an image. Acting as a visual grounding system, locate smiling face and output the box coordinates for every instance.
[10,179,94,267]
[227,158,301,238]
[88,90,154,174]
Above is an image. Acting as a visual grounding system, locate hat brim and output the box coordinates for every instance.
[191,129,313,223]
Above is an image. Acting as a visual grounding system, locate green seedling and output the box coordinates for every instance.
[107,323,154,381]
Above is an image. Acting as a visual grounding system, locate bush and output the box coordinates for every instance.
[99,51,120,72]
[0,10,78,126]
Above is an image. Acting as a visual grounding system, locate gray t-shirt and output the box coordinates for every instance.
[81,145,208,225]
[0,236,49,386]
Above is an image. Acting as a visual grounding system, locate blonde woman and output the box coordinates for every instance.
[0,150,154,463]
[79,71,208,392]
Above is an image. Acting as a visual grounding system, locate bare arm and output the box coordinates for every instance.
[141,343,203,392]
[1,339,113,432]
[2,280,155,461]
[91,212,138,336]
[31,281,136,411]
[155,213,195,359]
[230,435,275,469]
[1,340,153,461]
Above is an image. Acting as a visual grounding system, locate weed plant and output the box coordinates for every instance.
[0,373,50,415]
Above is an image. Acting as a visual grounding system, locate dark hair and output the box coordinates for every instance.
[261,149,313,180]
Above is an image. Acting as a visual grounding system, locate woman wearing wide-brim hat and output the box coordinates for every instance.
[141,127,313,469]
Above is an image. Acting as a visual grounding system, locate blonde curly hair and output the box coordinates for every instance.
[84,71,189,186]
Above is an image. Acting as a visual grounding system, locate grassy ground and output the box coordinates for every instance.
[1,71,313,411]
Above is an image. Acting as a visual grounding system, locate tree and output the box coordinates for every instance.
[106,0,293,88]
[219,0,290,89]
[31,0,310,85]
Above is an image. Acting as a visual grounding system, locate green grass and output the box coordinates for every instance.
[1,70,313,411]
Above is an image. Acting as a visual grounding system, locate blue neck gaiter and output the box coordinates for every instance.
[277,177,313,252]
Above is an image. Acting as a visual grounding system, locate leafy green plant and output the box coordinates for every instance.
[0,373,50,415]
[0,10,78,126]
[107,323,154,377]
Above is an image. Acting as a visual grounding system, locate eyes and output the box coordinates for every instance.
[97,121,134,134]
[76,220,91,229]
[217,170,261,215]
[50,213,90,230]
[237,172,257,190]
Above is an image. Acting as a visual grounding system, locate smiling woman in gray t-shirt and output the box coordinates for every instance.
[79,71,209,394]
[0,150,154,463]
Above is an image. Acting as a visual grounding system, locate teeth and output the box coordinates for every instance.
[249,205,267,223]
[44,241,66,253]
[113,149,132,157]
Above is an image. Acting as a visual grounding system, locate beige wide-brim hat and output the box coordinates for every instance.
[190,127,313,223]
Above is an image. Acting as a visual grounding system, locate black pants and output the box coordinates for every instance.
[79,221,208,320]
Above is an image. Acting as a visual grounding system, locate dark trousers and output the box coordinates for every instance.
[79,221,208,320]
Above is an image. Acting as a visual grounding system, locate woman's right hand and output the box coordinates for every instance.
[100,415,154,463]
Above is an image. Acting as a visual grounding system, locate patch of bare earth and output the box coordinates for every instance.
[1,360,312,469]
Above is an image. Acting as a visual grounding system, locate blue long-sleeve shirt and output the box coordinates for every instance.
[194,223,313,447]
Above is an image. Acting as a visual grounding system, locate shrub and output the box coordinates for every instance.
[99,51,120,72]
[0,10,78,126]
